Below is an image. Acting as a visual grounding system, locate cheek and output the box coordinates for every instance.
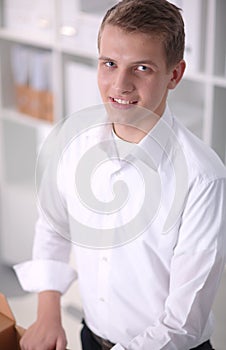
[147,76,170,97]
[140,77,169,109]
[140,79,160,100]
[97,74,109,99]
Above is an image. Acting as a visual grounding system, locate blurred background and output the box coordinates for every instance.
[0,0,226,349]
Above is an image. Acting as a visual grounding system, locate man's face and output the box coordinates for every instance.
[98,24,176,118]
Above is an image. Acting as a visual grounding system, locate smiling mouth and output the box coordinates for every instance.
[111,97,138,105]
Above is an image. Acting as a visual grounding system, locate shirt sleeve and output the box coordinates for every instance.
[14,145,77,294]
[14,258,77,294]
[116,177,226,350]
[14,213,77,294]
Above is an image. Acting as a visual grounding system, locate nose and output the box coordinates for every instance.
[112,69,135,94]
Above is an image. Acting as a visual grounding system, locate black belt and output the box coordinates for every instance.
[91,330,115,350]
[83,320,213,350]
[82,320,115,350]
[91,334,213,350]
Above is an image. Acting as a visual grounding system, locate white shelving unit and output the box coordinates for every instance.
[0,0,226,265]
[168,0,226,160]
[0,0,114,265]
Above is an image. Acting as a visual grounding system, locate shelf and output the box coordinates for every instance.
[0,39,55,123]
[58,11,101,59]
[183,71,215,84]
[212,77,226,88]
[0,108,54,129]
[59,44,98,60]
[184,71,226,88]
[0,28,55,49]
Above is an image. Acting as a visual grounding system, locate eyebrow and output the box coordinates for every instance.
[98,56,159,69]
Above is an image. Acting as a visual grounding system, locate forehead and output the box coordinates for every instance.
[99,24,166,65]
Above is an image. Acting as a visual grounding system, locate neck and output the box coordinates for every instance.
[113,113,160,143]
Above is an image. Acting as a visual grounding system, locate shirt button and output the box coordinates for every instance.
[115,171,122,178]
[99,297,105,302]
[102,256,108,262]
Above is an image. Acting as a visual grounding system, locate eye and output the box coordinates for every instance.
[136,65,149,72]
[105,61,116,68]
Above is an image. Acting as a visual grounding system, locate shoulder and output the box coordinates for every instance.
[172,116,226,184]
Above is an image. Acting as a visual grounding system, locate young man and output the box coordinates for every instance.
[15,1,226,349]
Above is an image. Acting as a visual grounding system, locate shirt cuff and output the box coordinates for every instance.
[14,259,77,294]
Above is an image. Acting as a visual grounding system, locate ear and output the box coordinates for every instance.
[167,60,186,90]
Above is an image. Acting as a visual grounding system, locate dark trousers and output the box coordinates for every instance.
[81,322,214,350]
[81,322,102,350]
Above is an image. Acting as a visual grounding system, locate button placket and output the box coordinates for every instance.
[96,250,111,329]
[98,250,110,301]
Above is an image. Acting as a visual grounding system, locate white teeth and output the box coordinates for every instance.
[114,98,132,105]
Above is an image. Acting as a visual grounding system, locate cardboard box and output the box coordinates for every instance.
[0,293,25,350]
[15,84,32,116]
[15,85,54,122]
[0,294,70,350]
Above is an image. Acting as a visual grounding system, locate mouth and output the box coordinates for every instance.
[110,97,138,106]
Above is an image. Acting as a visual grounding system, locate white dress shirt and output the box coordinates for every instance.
[15,105,226,349]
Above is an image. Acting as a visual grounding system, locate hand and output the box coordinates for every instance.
[19,316,67,350]
[20,290,67,350]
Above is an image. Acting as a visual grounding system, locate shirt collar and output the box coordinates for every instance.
[137,104,174,170]
[88,104,174,171]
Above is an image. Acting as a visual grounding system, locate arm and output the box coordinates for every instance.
[15,149,77,350]
[14,139,77,291]
[20,291,67,350]
[113,177,226,350]
[14,209,76,350]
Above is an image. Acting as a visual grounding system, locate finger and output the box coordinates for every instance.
[19,336,27,350]
[55,337,67,350]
